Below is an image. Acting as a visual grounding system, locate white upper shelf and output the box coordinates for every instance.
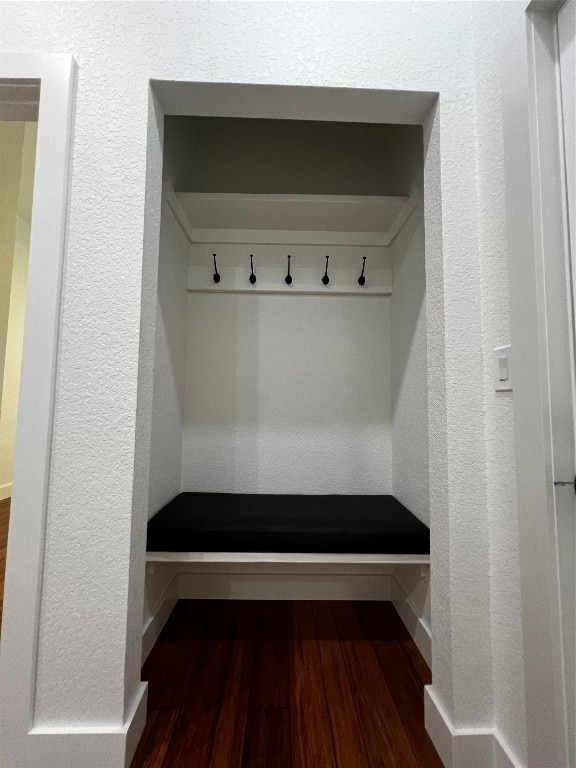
[170,189,419,248]
[178,192,407,233]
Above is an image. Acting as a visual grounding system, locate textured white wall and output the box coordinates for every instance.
[473,6,528,764]
[181,292,392,495]
[391,207,429,524]
[147,199,188,519]
[0,3,533,767]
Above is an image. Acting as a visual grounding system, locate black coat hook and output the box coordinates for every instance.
[249,254,256,284]
[322,255,330,285]
[213,253,221,283]
[358,256,366,286]
[285,254,292,285]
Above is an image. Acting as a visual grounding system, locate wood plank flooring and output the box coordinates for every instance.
[0,497,9,633]
[133,600,442,768]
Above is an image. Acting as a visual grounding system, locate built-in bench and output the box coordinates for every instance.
[146,492,430,563]
[143,493,431,664]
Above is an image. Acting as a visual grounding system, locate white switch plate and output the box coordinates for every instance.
[494,345,512,391]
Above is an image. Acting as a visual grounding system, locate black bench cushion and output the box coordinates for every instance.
[146,493,430,555]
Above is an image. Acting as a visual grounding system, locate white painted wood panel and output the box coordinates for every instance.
[177,571,393,601]
[187,265,392,296]
[146,551,430,565]
[178,192,408,232]
[167,186,419,248]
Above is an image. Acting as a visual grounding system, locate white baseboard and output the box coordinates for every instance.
[12,684,148,768]
[141,576,178,663]
[425,687,520,768]
[142,597,177,664]
[391,575,432,667]
[124,683,149,768]
[177,572,393,601]
[0,482,12,501]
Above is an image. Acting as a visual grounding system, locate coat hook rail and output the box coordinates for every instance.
[194,252,392,295]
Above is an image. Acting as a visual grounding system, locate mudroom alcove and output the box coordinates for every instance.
[1,7,566,768]
[135,108,436,767]
[142,112,431,667]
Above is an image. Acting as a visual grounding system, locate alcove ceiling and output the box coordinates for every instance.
[165,116,423,197]
[164,116,423,249]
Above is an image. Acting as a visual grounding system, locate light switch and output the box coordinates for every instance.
[494,345,512,391]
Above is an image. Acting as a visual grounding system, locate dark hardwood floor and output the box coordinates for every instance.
[133,599,442,768]
[0,497,9,633]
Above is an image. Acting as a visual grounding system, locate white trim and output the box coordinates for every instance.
[142,598,177,663]
[177,191,409,243]
[0,54,77,764]
[506,7,573,766]
[493,737,522,768]
[141,574,178,664]
[153,562,396,576]
[391,574,432,667]
[424,688,520,768]
[14,684,149,768]
[527,0,565,14]
[0,482,12,501]
[153,80,437,125]
[187,265,392,297]
[146,550,430,565]
[166,186,419,248]
[177,571,392,601]
[179,191,406,204]
[166,186,194,243]
[385,187,420,245]
[188,228,392,247]
[125,685,150,768]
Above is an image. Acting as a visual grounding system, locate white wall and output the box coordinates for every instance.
[182,292,392,495]
[0,121,36,500]
[147,198,189,518]
[0,4,536,767]
[391,206,429,524]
